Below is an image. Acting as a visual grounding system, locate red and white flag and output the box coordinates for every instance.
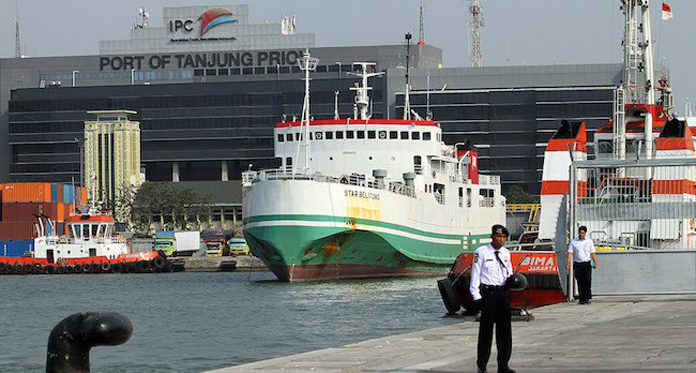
[662,2,673,21]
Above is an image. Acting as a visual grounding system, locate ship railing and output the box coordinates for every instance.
[506,242,555,251]
[249,168,417,198]
[479,175,501,186]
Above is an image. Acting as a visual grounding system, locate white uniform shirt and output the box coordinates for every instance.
[469,244,513,301]
[568,238,596,263]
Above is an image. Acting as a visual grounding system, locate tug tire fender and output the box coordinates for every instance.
[152,256,166,270]
[437,278,463,315]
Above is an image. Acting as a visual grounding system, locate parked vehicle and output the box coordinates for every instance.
[153,231,201,257]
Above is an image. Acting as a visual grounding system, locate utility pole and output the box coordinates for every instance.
[418,2,426,45]
[468,0,484,67]
[15,1,21,58]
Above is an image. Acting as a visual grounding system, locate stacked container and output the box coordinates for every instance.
[0,183,88,252]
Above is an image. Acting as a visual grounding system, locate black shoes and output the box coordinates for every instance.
[477,369,487,373]
[498,368,516,373]
[579,300,592,305]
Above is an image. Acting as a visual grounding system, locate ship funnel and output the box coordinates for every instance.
[403,172,415,189]
[372,169,387,189]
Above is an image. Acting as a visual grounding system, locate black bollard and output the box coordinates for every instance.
[46,312,133,373]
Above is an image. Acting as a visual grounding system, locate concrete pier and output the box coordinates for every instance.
[207,295,696,372]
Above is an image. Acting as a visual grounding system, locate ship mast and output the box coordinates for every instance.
[618,0,656,160]
[403,33,412,120]
[296,50,319,175]
[349,63,384,120]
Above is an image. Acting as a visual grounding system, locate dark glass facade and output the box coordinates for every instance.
[8,76,385,183]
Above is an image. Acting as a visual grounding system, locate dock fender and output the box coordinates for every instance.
[90,263,100,273]
[100,262,111,272]
[112,263,123,273]
[136,261,149,272]
[73,265,84,274]
[33,263,43,273]
[152,256,166,270]
[0,262,5,271]
[46,266,57,275]
[82,264,91,273]
[438,278,463,315]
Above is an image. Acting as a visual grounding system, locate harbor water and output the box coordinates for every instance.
[0,272,465,372]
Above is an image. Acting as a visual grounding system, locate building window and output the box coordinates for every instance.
[254,67,265,74]
[218,69,229,75]
[194,69,204,76]
[242,68,253,75]
[231,68,241,75]
[206,69,217,76]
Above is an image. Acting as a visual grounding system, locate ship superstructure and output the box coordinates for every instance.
[539,0,696,250]
[242,53,505,281]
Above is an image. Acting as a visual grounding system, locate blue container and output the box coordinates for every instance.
[0,240,34,257]
[64,185,75,204]
[51,183,59,203]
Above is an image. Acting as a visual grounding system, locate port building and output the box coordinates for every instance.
[0,4,621,218]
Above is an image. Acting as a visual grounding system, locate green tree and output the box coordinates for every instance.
[505,185,537,204]
[125,182,210,234]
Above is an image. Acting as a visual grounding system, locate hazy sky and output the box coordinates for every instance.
[1,0,694,110]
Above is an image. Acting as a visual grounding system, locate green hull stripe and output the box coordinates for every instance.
[244,214,486,241]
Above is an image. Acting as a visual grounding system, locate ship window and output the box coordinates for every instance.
[423,132,431,141]
[368,131,376,139]
[378,131,387,139]
[285,157,293,170]
[346,131,355,139]
[412,132,421,140]
[91,225,99,237]
[459,187,464,207]
[598,140,613,154]
[335,131,344,139]
[401,131,409,139]
[286,133,293,142]
[467,188,472,207]
[357,131,366,139]
[389,131,398,139]
[414,156,422,174]
[295,133,300,141]
[83,224,90,239]
[316,65,328,73]
[325,131,334,140]
[309,132,314,140]
[437,133,441,142]
[277,134,284,142]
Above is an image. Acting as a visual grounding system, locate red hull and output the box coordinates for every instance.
[271,263,447,282]
[0,251,171,275]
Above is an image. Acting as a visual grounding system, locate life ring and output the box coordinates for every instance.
[153,256,166,270]
[82,264,91,273]
[101,262,112,272]
[378,131,387,139]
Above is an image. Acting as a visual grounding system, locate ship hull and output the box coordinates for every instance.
[243,178,504,282]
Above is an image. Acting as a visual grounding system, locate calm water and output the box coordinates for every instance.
[0,272,468,372]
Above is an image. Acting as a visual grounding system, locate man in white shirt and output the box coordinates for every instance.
[566,225,597,305]
[470,224,515,373]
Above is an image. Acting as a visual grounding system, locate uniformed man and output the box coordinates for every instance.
[470,224,515,373]
[566,225,597,305]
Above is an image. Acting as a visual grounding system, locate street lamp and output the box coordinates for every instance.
[72,70,79,87]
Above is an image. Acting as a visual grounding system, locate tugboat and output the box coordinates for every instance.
[0,208,171,275]
[242,48,506,282]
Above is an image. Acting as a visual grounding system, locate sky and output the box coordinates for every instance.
[1,0,695,111]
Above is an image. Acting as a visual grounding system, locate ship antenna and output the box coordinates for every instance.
[296,49,319,175]
[333,91,340,120]
[403,33,412,120]
[348,63,384,120]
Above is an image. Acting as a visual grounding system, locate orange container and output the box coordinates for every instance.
[56,204,66,221]
[81,187,88,207]
[0,183,52,203]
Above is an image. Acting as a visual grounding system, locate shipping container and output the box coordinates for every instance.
[51,183,59,203]
[0,222,36,240]
[57,203,66,221]
[64,185,76,205]
[0,240,34,257]
[1,202,62,222]
[0,183,52,203]
[81,187,88,206]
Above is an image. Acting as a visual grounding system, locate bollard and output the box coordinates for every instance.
[46,312,133,373]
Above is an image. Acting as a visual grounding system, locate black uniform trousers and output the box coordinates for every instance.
[574,261,592,303]
[477,285,512,371]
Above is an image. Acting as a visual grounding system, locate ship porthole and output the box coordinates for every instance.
[330,157,333,161]
[369,156,373,160]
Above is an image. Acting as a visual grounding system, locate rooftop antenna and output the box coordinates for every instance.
[133,7,150,29]
[468,0,484,67]
[295,50,319,175]
[418,2,426,45]
[403,33,413,120]
[349,63,384,120]
[14,0,22,58]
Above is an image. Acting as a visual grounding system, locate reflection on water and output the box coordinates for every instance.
[0,272,472,373]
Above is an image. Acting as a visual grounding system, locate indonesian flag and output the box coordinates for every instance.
[662,3,673,21]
